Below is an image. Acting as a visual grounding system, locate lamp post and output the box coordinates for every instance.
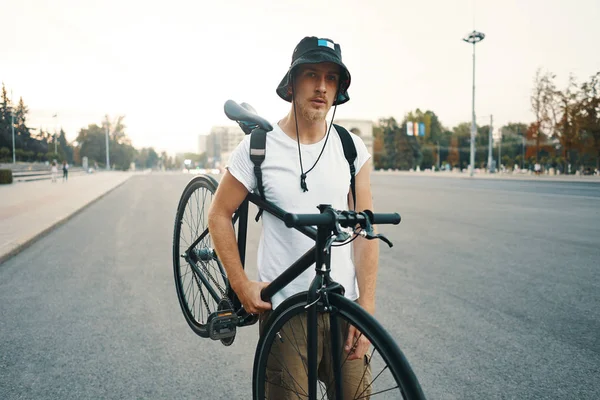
[10,106,16,164]
[52,114,58,154]
[9,90,16,164]
[463,30,485,177]
[105,123,110,170]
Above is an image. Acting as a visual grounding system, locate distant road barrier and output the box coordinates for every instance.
[12,167,86,182]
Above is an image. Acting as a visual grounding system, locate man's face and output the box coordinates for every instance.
[292,62,340,122]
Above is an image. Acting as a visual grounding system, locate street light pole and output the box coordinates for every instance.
[105,123,110,170]
[11,109,16,164]
[463,30,485,177]
[53,114,58,154]
[10,90,16,164]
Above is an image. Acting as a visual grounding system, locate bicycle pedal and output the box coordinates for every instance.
[208,310,237,341]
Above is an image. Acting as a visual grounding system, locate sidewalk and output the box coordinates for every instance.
[374,169,600,183]
[0,171,133,264]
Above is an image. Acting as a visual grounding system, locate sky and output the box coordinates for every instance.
[2,0,599,155]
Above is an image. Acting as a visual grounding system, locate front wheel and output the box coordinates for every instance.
[253,292,426,399]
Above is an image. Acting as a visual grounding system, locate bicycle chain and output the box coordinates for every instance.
[192,265,211,320]
[196,245,227,297]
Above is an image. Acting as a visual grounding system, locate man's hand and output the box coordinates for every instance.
[344,324,371,361]
[235,280,272,314]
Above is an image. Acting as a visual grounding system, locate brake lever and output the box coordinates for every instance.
[359,230,394,248]
[375,234,393,248]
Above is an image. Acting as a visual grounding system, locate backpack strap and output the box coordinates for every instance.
[333,124,357,210]
[249,128,267,221]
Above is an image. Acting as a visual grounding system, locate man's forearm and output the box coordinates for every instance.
[353,236,379,314]
[208,214,248,293]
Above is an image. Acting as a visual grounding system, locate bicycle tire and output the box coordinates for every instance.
[253,292,426,399]
[173,174,230,337]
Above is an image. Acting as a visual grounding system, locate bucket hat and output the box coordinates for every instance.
[276,36,351,105]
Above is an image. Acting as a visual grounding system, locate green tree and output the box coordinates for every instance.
[76,124,108,167]
[499,123,528,170]
[451,122,472,169]
[578,71,600,169]
[531,68,558,162]
[372,125,384,169]
[379,117,398,170]
[555,77,582,173]
[0,83,12,150]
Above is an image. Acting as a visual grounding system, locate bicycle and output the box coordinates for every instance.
[172,100,426,399]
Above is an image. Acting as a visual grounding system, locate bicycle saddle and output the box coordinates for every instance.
[224,100,273,132]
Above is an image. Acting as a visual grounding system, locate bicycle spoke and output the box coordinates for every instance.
[281,320,308,376]
[355,385,400,399]
[263,378,305,400]
[355,363,388,400]
[353,347,376,399]
[266,350,309,398]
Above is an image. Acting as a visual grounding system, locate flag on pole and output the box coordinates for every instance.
[406,122,413,136]
[419,123,425,137]
[413,122,418,136]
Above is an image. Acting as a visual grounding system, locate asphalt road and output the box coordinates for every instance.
[1,173,598,399]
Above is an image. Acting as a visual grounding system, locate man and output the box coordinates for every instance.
[208,36,378,398]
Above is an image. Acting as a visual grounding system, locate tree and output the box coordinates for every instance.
[379,117,421,170]
[531,69,558,162]
[447,134,460,168]
[452,122,472,169]
[0,83,12,150]
[372,125,384,169]
[135,147,160,169]
[476,124,492,167]
[379,117,398,170]
[555,76,582,173]
[76,124,109,167]
[578,72,600,169]
[500,123,529,170]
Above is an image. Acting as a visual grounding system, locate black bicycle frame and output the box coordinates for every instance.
[185,191,325,306]
[186,188,348,399]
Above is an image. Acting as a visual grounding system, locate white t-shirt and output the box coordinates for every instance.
[227,122,371,308]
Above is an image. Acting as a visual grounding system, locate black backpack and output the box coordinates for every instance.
[249,124,357,221]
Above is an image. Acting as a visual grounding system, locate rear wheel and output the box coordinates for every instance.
[253,293,426,399]
[173,175,229,337]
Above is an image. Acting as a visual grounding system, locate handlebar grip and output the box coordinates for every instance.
[372,212,401,225]
[284,212,334,228]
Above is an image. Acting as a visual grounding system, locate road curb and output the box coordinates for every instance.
[0,175,133,265]
[373,170,600,183]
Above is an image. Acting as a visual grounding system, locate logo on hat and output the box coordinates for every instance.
[317,39,335,50]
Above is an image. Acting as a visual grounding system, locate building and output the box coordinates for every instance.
[334,119,374,160]
[206,125,245,167]
[204,119,374,168]
[198,134,207,155]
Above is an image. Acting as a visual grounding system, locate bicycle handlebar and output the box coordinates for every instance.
[284,210,401,229]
